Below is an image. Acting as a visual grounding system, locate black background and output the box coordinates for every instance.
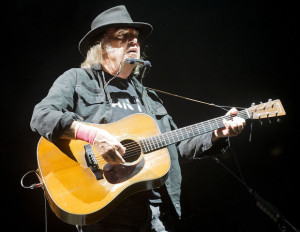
[4,0,299,231]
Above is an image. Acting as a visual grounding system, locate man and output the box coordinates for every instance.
[30,5,245,232]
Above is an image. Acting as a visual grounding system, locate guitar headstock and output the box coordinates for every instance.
[247,99,286,119]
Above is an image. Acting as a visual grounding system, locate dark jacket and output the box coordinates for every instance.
[30,64,227,217]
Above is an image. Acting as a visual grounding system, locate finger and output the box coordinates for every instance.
[221,119,230,137]
[226,107,238,116]
[226,120,241,135]
[109,147,125,164]
[102,153,111,163]
[223,118,229,127]
[226,120,236,134]
[114,150,126,164]
[103,149,125,165]
[116,143,126,155]
[232,117,245,131]
[235,117,246,131]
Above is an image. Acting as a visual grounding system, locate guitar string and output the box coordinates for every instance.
[93,103,279,164]
[93,102,277,162]
[95,112,247,161]
[93,109,249,158]
[94,111,251,162]
[132,111,247,150]
[124,110,249,150]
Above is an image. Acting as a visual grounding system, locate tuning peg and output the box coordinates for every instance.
[268,99,272,102]
[277,117,281,123]
[267,113,271,124]
[259,120,263,126]
[251,102,255,106]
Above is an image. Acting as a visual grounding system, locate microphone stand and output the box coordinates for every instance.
[212,154,299,232]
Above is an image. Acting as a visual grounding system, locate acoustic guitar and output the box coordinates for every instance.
[36,99,285,225]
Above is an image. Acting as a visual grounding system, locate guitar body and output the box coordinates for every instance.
[37,113,170,226]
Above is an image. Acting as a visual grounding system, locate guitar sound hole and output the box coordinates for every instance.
[121,139,141,163]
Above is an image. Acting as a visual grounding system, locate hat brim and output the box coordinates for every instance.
[78,22,152,56]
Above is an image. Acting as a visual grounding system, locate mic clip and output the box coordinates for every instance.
[123,58,152,67]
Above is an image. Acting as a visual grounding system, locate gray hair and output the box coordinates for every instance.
[80,42,103,69]
[80,40,142,76]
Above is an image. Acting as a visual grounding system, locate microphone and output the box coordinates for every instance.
[123,58,152,67]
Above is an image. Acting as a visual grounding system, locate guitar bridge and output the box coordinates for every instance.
[84,144,103,180]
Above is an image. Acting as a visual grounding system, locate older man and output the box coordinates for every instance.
[31,5,245,232]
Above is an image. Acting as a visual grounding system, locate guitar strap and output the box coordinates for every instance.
[144,86,245,111]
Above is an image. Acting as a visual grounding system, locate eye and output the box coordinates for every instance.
[115,34,125,40]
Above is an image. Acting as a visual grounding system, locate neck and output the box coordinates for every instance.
[102,62,136,79]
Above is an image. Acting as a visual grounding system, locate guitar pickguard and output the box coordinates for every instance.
[103,158,145,184]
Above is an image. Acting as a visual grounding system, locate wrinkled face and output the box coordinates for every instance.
[101,27,140,71]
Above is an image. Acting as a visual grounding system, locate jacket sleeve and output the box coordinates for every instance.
[30,69,83,142]
[177,132,229,160]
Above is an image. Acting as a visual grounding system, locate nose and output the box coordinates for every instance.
[128,36,138,45]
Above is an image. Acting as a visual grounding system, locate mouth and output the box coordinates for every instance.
[127,47,138,54]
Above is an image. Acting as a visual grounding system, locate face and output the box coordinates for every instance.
[101,27,140,74]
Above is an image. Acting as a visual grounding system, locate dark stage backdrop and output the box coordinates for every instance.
[3,0,299,231]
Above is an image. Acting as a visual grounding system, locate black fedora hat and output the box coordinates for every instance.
[78,5,153,56]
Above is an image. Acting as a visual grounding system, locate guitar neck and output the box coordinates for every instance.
[140,109,250,153]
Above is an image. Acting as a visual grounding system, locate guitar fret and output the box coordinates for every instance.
[193,124,199,135]
[157,135,164,147]
[176,129,181,142]
[154,137,159,149]
[192,126,197,136]
[184,127,190,139]
[162,134,167,146]
[140,140,146,153]
[143,139,150,153]
[203,121,210,133]
[210,118,217,130]
[217,117,223,128]
[185,128,189,139]
[167,133,173,145]
[151,137,157,150]
[167,131,174,144]
[200,122,205,134]
[207,121,212,131]
[185,126,191,137]
[178,128,184,141]
[160,135,165,147]
[149,137,155,150]
[174,131,180,142]
[163,132,171,145]
[146,138,152,151]
[179,128,184,140]
[150,136,156,150]
[188,126,194,137]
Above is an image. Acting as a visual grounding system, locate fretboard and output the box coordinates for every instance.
[140,109,249,153]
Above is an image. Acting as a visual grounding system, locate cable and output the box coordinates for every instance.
[211,156,299,232]
[228,145,247,185]
[21,170,47,232]
[20,170,43,189]
[44,191,48,232]
[103,61,125,89]
[144,86,246,111]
